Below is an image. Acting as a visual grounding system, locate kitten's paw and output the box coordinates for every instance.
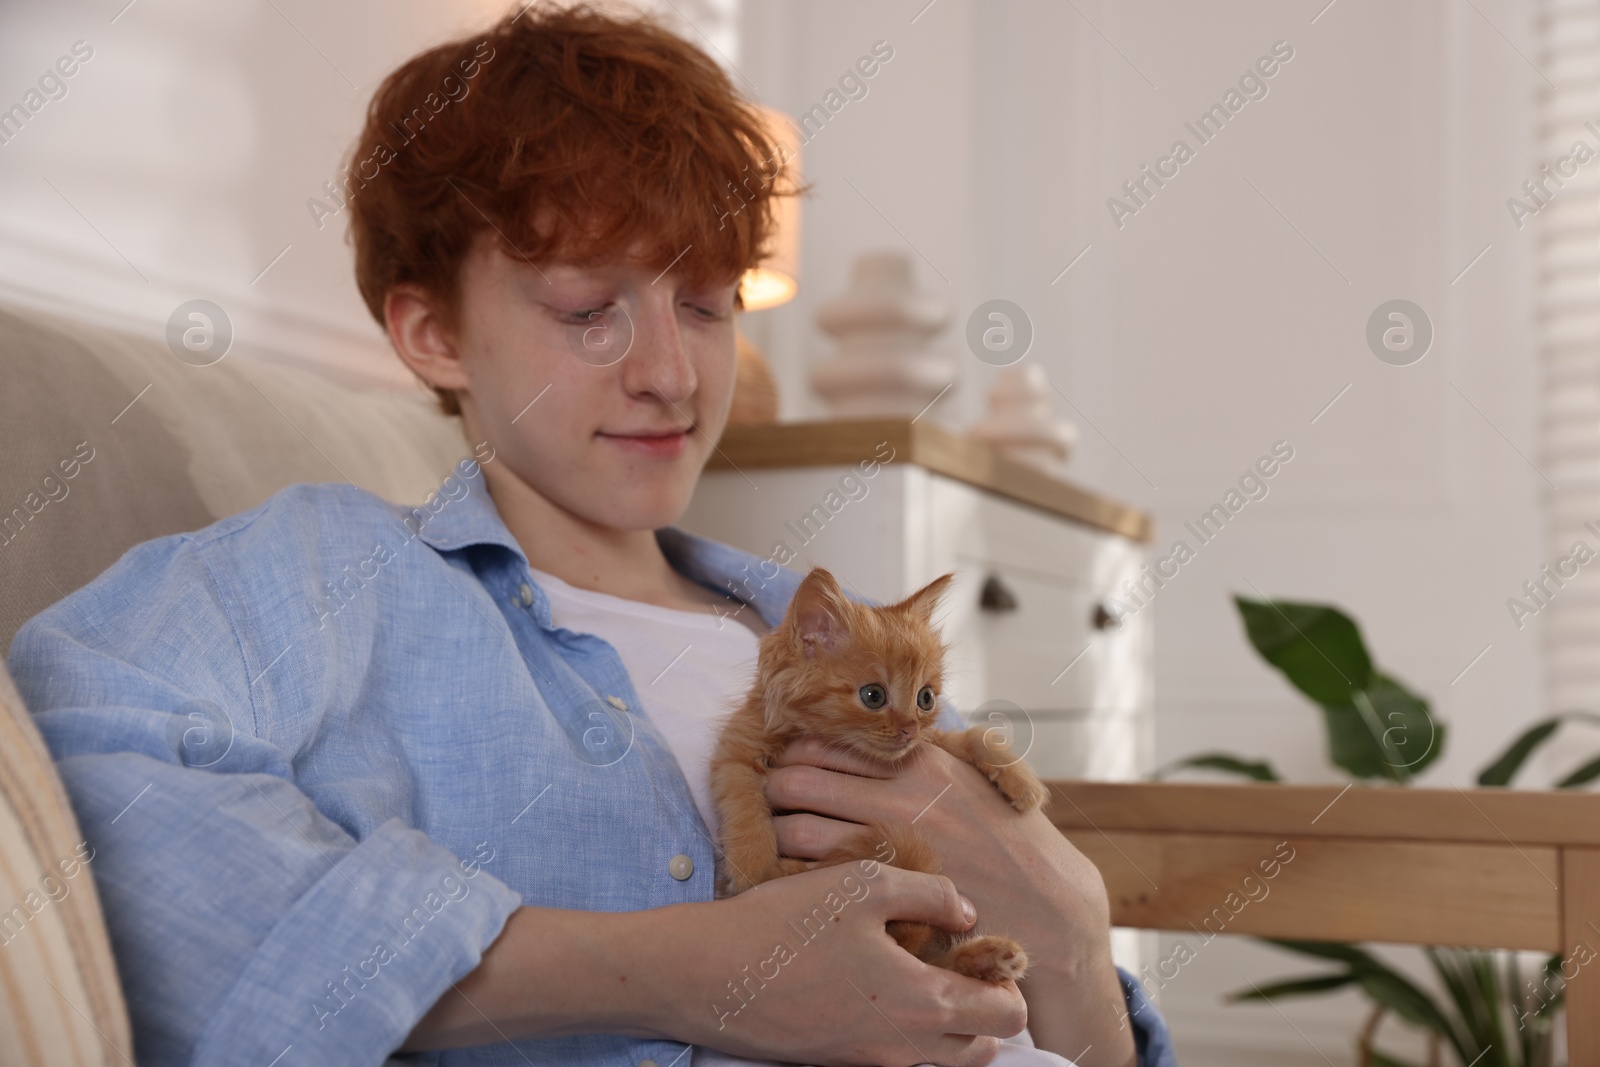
[991,763,1048,812]
[945,936,1029,983]
[965,730,1048,812]
[720,869,756,896]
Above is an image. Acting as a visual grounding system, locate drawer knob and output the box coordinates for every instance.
[978,574,1018,612]
[1092,601,1120,630]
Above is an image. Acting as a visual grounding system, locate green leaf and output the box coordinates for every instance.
[1425,948,1489,1048]
[1557,755,1600,789]
[1466,950,1511,1059]
[1156,753,1282,783]
[1317,702,1393,781]
[1505,951,1568,1018]
[1366,1051,1428,1067]
[1354,970,1454,1035]
[1479,718,1563,787]
[1504,951,1560,1064]
[1365,674,1443,778]
[1262,938,1386,969]
[1263,940,1463,1053]
[1227,973,1356,1002]
[1314,675,1441,783]
[1231,597,1446,782]
[1234,597,1375,705]
[1478,711,1600,787]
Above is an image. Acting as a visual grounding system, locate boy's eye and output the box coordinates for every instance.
[549,304,607,327]
[916,686,935,711]
[858,684,886,710]
[684,301,728,321]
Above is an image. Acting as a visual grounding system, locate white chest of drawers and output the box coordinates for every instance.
[681,418,1154,783]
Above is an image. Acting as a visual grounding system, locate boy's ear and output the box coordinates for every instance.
[895,572,955,624]
[385,282,470,396]
[789,567,850,658]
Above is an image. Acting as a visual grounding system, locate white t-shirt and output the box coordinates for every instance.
[527,566,1067,1067]
[528,564,760,838]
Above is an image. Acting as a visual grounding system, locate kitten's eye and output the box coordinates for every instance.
[858,684,887,710]
[917,686,936,711]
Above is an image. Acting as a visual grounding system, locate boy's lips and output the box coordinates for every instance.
[597,425,693,458]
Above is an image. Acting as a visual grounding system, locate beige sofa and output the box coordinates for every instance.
[0,300,469,1065]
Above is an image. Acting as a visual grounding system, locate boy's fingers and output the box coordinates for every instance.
[863,865,976,932]
[759,866,1023,1050]
[772,812,859,858]
[771,736,896,778]
[765,763,880,817]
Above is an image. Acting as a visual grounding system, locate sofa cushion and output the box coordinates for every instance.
[0,300,470,653]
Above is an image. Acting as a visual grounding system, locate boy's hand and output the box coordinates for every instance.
[648,862,1026,1066]
[764,738,1138,1067]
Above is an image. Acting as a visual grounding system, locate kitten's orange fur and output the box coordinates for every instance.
[710,566,1047,984]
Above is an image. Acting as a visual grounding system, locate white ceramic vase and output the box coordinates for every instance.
[968,364,1078,476]
[809,251,956,418]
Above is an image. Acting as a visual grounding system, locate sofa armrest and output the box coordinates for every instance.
[0,660,132,1066]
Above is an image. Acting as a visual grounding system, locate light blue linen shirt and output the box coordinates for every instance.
[8,457,1175,1067]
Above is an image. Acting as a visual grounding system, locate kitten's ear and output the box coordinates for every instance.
[896,572,956,624]
[790,567,850,658]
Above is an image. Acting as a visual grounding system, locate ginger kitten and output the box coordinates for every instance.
[709,566,1047,983]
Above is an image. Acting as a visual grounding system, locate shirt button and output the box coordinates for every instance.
[518,583,534,608]
[668,854,694,880]
[606,694,628,712]
[640,1060,659,1067]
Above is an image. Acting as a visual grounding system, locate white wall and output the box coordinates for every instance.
[742,1,1544,1062]
[0,0,732,388]
[0,0,498,385]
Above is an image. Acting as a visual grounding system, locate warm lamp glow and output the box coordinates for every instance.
[739,267,797,311]
[738,105,802,312]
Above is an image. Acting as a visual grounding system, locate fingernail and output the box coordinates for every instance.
[960,896,976,925]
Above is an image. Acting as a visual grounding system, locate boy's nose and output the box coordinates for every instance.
[625,304,695,403]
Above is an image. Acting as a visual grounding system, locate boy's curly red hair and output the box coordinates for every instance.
[345,2,791,413]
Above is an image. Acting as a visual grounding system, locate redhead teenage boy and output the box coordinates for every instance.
[9,6,1174,1066]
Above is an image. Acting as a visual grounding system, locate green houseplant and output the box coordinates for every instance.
[1156,596,1600,1067]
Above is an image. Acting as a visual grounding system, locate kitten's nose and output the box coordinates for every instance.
[899,725,918,742]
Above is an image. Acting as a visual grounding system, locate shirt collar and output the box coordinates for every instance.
[654,525,803,629]
[405,470,527,560]
[406,472,806,629]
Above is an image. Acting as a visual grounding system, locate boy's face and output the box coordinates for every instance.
[403,232,742,532]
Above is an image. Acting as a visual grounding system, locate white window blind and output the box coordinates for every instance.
[1541,0,1600,709]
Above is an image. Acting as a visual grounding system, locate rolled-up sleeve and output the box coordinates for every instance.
[8,534,522,1066]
